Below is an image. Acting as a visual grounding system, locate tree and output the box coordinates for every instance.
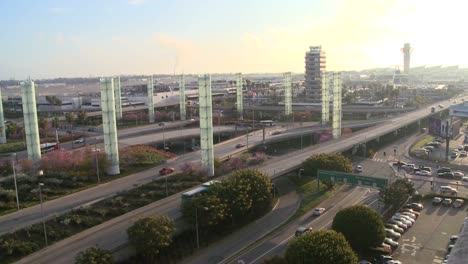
[379,179,415,208]
[182,194,228,229]
[127,216,175,264]
[332,205,385,252]
[75,246,114,264]
[302,153,353,177]
[65,113,75,124]
[285,230,358,264]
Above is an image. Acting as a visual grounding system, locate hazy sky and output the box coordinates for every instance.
[1,0,468,79]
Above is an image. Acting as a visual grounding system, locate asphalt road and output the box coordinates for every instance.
[15,173,299,264]
[393,199,467,264]
[227,186,380,264]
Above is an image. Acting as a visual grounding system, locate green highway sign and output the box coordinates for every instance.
[318,170,388,188]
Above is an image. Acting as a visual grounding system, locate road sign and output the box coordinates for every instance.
[318,170,388,189]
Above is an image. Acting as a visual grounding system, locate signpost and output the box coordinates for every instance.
[317,170,388,192]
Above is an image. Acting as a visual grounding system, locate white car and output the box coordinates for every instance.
[462,177,468,182]
[458,145,465,151]
[313,208,326,216]
[355,165,363,172]
[74,138,84,144]
[415,170,431,176]
[453,171,464,178]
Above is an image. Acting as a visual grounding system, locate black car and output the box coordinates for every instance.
[438,172,454,179]
[437,167,452,174]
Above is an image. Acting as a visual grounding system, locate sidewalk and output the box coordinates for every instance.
[180,177,300,264]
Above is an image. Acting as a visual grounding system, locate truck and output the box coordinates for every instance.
[431,106,436,113]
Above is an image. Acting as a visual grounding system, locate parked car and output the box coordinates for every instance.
[433,197,443,205]
[458,145,464,151]
[462,176,468,182]
[464,145,468,151]
[404,203,424,211]
[393,161,407,166]
[385,229,401,240]
[391,215,413,227]
[295,226,312,237]
[442,198,453,206]
[453,199,464,208]
[426,142,442,148]
[400,208,420,217]
[385,223,404,234]
[386,261,402,264]
[461,151,467,157]
[384,237,399,249]
[401,212,417,219]
[450,151,459,159]
[394,213,415,224]
[387,219,408,230]
[312,207,326,216]
[423,146,435,152]
[159,167,174,175]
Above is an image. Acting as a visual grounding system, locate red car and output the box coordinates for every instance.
[159,167,174,175]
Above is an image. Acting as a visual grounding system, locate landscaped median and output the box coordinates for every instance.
[0,145,170,216]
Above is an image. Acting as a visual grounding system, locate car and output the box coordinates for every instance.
[423,146,435,152]
[312,207,325,216]
[426,142,442,148]
[393,161,407,166]
[438,172,455,179]
[74,138,85,144]
[402,164,416,171]
[458,145,465,151]
[189,118,196,122]
[394,213,415,224]
[405,203,424,211]
[235,143,246,148]
[450,235,458,242]
[453,199,464,208]
[433,197,443,205]
[435,137,446,143]
[384,237,399,249]
[461,151,467,157]
[355,165,363,172]
[386,261,402,264]
[439,104,444,108]
[358,261,372,264]
[387,219,408,230]
[385,223,404,234]
[416,170,431,176]
[159,167,174,175]
[376,255,393,264]
[440,186,458,195]
[464,145,468,151]
[271,131,282,135]
[462,176,468,182]
[400,208,420,217]
[391,216,413,227]
[450,151,459,159]
[401,212,417,219]
[295,226,312,237]
[158,122,166,126]
[437,167,452,174]
[453,171,464,179]
[442,198,453,206]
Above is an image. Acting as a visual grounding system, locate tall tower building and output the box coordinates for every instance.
[401,43,412,75]
[305,46,326,102]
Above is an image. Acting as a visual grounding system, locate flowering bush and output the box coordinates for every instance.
[119,145,168,171]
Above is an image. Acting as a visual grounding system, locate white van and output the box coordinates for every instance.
[439,186,457,195]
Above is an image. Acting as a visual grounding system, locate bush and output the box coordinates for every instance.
[302,153,352,177]
[75,246,114,264]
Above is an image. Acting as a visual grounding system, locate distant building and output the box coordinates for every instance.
[304,46,326,102]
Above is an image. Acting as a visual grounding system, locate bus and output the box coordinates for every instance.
[181,186,208,201]
[259,120,276,127]
[41,142,59,154]
[181,180,221,200]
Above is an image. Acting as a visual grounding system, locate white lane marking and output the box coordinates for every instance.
[245,187,370,264]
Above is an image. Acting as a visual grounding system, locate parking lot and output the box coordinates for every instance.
[393,199,466,264]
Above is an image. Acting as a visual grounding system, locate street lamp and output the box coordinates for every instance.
[195,206,208,249]
[11,153,19,211]
[38,182,48,247]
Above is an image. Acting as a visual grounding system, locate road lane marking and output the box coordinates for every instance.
[243,187,369,264]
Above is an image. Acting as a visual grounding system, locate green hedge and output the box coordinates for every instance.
[0,142,25,154]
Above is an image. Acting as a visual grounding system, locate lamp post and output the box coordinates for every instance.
[95,149,100,183]
[11,153,19,211]
[195,206,208,249]
[162,123,166,151]
[38,183,48,247]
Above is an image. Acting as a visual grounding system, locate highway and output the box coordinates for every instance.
[226,186,379,264]
[3,97,462,262]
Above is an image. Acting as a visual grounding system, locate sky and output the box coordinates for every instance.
[1,0,468,80]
